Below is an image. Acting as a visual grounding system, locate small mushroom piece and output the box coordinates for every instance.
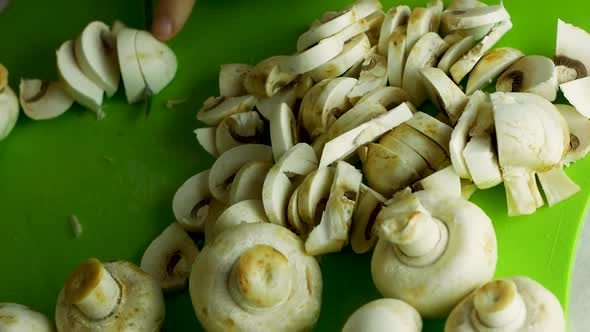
[402,33,449,106]
[442,4,510,31]
[194,127,219,157]
[463,134,503,189]
[320,102,414,168]
[372,189,497,318]
[219,64,253,97]
[205,199,269,242]
[461,179,479,200]
[328,102,387,139]
[287,187,309,237]
[342,299,422,332]
[297,167,336,228]
[0,303,55,332]
[0,81,19,141]
[406,8,434,58]
[57,40,104,114]
[496,55,559,102]
[19,79,74,120]
[350,185,386,254]
[172,170,212,232]
[383,124,448,170]
[466,47,524,95]
[56,258,165,331]
[437,35,477,74]
[117,28,146,104]
[363,143,421,197]
[387,25,408,88]
[555,19,590,84]
[190,223,322,332]
[75,21,120,97]
[140,222,199,292]
[305,161,362,256]
[347,54,389,104]
[209,144,273,203]
[555,104,590,165]
[378,5,411,56]
[445,277,566,332]
[229,161,272,204]
[310,34,371,82]
[256,82,297,120]
[412,165,461,198]
[270,103,298,161]
[196,95,257,126]
[135,30,177,96]
[450,20,513,84]
[215,111,264,155]
[243,56,298,98]
[427,0,444,33]
[406,111,454,155]
[420,67,468,125]
[356,86,412,111]
[559,76,590,118]
[537,166,580,207]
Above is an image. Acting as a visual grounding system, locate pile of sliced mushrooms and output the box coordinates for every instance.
[4,0,590,330]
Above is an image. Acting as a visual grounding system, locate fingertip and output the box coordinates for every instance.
[152,15,174,41]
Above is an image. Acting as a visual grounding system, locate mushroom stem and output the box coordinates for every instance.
[64,258,121,320]
[472,279,526,328]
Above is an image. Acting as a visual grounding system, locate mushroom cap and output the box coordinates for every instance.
[342,299,422,332]
[445,277,566,332]
[190,223,322,332]
[56,261,165,332]
[371,190,497,318]
[0,303,55,332]
[205,199,269,242]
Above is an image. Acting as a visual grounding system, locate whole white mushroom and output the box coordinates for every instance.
[342,298,422,332]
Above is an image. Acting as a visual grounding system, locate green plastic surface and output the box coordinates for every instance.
[0,0,589,330]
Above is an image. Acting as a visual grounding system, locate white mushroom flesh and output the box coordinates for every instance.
[437,35,477,74]
[496,55,559,102]
[406,8,435,58]
[406,111,454,155]
[229,161,272,205]
[297,167,336,228]
[350,185,386,254]
[310,34,371,82]
[378,6,411,56]
[342,298,422,332]
[135,30,178,96]
[216,111,264,154]
[412,165,462,197]
[537,166,580,207]
[219,64,253,97]
[172,170,212,232]
[194,127,219,157]
[117,28,146,104]
[348,54,389,104]
[463,134,503,189]
[466,47,524,95]
[420,67,468,125]
[559,76,590,118]
[387,25,408,88]
[383,123,448,170]
[555,19,590,84]
[556,104,590,165]
[442,4,510,31]
[0,84,19,141]
[0,303,55,332]
[197,95,257,126]
[205,199,270,242]
[328,101,387,139]
[19,79,74,120]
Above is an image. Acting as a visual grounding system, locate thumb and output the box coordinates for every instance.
[152,0,196,41]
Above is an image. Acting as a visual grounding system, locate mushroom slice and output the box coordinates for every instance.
[277,35,345,76]
[446,0,487,11]
[412,166,461,198]
[406,111,453,155]
[456,24,495,40]
[328,102,387,139]
[19,79,73,120]
[402,32,449,106]
[215,111,264,155]
[449,20,513,84]
[363,143,422,197]
[443,33,465,47]
[270,103,298,161]
[140,222,199,291]
[420,67,468,125]
[357,86,412,110]
[194,127,218,157]
[0,303,55,332]
[334,11,386,46]
[342,299,422,332]
[209,144,273,203]
[256,82,297,120]
[555,19,590,84]
[350,185,386,254]
[463,135,503,189]
[305,161,362,256]
[466,47,524,95]
[378,5,411,56]
[196,95,257,126]
[450,91,489,178]
[287,187,309,236]
[135,30,178,96]
[297,167,336,228]
[387,25,408,88]
[75,21,120,97]
[320,102,414,168]
[377,134,431,177]
[428,0,444,33]
[560,76,590,118]
[442,4,510,31]
[173,170,212,232]
[538,167,580,207]
[299,80,330,138]
[406,8,434,58]
[555,104,590,164]
[310,34,371,82]
[229,161,272,204]
[382,124,448,170]
[437,35,477,74]
[496,55,559,102]
[205,199,270,242]
[461,179,478,200]
[244,56,298,98]
[117,28,146,104]
[57,40,104,114]
[219,64,253,97]
[0,83,19,142]
[348,54,389,104]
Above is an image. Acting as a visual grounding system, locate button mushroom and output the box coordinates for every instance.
[0,303,55,332]
[189,223,322,332]
[56,258,165,331]
[372,189,497,318]
[445,277,565,332]
[0,64,19,141]
[342,299,422,332]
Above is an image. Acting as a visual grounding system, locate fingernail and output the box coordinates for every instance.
[153,15,173,40]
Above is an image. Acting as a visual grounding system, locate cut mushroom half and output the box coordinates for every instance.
[420,67,468,125]
[555,19,590,84]
[466,47,524,95]
[256,81,298,120]
[205,199,270,242]
[387,25,408,88]
[194,127,219,157]
[0,83,19,141]
[172,170,212,232]
[243,56,298,98]
[0,303,55,332]
[406,8,435,58]
[270,103,298,161]
[496,55,559,102]
[229,161,272,205]
[412,166,462,198]
[310,33,371,82]
[135,30,178,96]
[437,35,477,74]
[305,161,362,256]
[215,111,264,155]
[406,111,454,155]
[299,80,330,138]
[556,104,590,165]
[116,28,146,104]
[196,95,257,126]
[442,4,510,31]
[219,64,253,97]
[463,134,503,189]
[537,166,581,207]
[75,21,120,97]
[140,222,199,292]
[350,185,386,254]
[19,79,74,120]
[378,5,411,56]
[348,54,388,104]
[297,167,336,229]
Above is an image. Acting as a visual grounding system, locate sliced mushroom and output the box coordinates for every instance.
[57,40,104,114]
[140,222,199,292]
[328,102,387,139]
[406,8,434,58]
[320,102,414,168]
[406,111,453,154]
[0,303,55,332]
[342,299,422,332]
[117,28,146,104]
[450,20,513,84]
[229,161,272,205]
[442,4,510,31]
[348,54,389,104]
[135,30,178,96]
[437,35,477,74]
[387,25,408,88]
[461,179,479,200]
[172,170,212,232]
[299,80,331,138]
[256,81,297,120]
[297,167,335,229]
[402,32,449,106]
[427,0,444,33]
[456,23,495,40]
[312,132,330,158]
[560,76,590,118]
[270,103,298,161]
[194,127,219,157]
[243,56,298,98]
[287,187,309,237]
[209,144,273,203]
[466,47,524,95]
[333,11,386,46]
[277,34,346,76]
[463,134,503,189]
[75,21,120,97]
[381,124,448,170]
[555,19,590,84]
[215,111,264,155]
[350,184,387,254]
[196,95,257,126]
[356,86,412,110]
[378,5,411,56]
[537,166,580,207]
[442,33,465,46]
[205,199,270,242]
[19,79,73,120]
[305,161,362,256]
[219,64,253,97]
[446,0,487,11]
[310,33,371,82]
[496,55,559,102]
[420,67,468,125]
[0,80,19,141]
[412,165,461,198]
[555,104,590,165]
[377,133,432,177]
[363,143,421,197]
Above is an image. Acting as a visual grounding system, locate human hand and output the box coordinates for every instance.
[152,0,196,41]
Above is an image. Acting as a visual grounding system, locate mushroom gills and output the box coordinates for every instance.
[172,170,212,232]
[215,111,264,155]
[350,185,386,254]
[420,67,468,125]
[537,167,580,207]
[496,55,559,102]
[555,19,590,84]
[19,79,74,120]
[466,47,524,95]
[219,64,253,97]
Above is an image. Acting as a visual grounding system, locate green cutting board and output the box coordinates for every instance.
[0,0,588,330]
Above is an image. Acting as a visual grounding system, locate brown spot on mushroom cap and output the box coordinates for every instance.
[64,258,104,304]
[554,55,588,79]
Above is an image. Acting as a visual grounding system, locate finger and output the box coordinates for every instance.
[152,0,196,41]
